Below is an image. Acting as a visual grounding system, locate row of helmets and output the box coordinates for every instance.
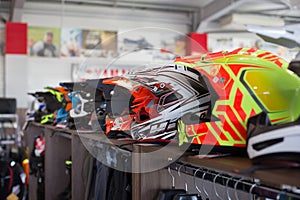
[27,47,300,165]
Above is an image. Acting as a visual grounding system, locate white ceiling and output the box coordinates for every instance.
[1,0,300,32]
[197,0,300,32]
[110,0,214,8]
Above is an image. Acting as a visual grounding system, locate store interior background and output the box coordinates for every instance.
[0,0,299,110]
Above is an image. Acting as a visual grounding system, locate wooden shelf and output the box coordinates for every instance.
[24,122,300,200]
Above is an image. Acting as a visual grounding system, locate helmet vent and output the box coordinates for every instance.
[253,138,283,151]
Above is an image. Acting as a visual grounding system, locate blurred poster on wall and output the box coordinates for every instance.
[161,34,186,56]
[81,30,117,58]
[60,28,82,57]
[208,33,298,61]
[118,28,185,61]
[28,26,61,57]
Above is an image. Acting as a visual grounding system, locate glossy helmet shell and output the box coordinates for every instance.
[99,65,211,140]
[176,48,300,149]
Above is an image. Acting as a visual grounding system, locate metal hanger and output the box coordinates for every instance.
[168,165,175,189]
[201,169,209,200]
[225,176,234,200]
[234,177,248,200]
[157,165,186,200]
[249,180,259,200]
[193,168,202,196]
[213,173,224,200]
[177,163,188,192]
[173,164,200,200]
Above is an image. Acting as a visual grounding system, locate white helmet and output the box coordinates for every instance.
[247,112,300,164]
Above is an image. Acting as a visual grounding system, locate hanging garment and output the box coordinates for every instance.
[0,159,26,200]
[55,159,72,200]
[107,169,131,200]
[94,159,132,200]
[94,161,113,200]
[83,154,97,200]
[29,135,45,200]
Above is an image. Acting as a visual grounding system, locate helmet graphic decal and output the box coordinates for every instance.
[175,48,300,148]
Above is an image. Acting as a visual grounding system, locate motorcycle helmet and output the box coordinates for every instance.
[247,112,300,164]
[175,48,300,151]
[27,92,60,124]
[247,60,300,163]
[67,81,106,130]
[85,64,211,140]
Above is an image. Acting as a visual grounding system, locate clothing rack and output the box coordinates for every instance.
[170,161,300,199]
[0,114,20,143]
[0,98,19,145]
